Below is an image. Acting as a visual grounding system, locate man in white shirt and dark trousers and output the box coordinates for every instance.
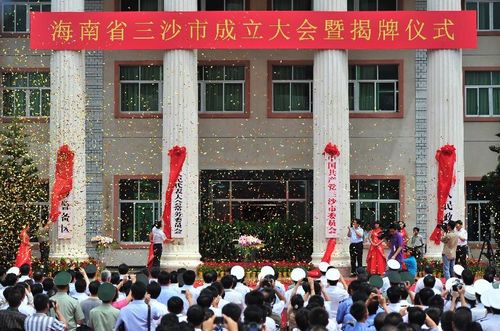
[347,219,364,277]
[455,220,468,267]
[149,221,171,268]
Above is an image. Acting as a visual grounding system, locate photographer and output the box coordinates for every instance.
[441,221,458,280]
[25,293,67,331]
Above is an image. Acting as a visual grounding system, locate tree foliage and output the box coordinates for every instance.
[0,122,46,270]
[481,132,500,263]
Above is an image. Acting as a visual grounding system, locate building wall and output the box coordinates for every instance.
[0,0,498,265]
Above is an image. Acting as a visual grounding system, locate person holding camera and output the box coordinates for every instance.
[347,219,365,277]
[24,293,67,331]
[441,221,458,280]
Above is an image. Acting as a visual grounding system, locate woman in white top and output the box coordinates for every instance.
[149,221,170,267]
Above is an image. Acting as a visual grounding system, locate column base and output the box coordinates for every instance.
[425,243,443,260]
[161,251,202,270]
[49,252,89,260]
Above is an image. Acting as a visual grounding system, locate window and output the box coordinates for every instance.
[350,179,400,227]
[2,1,50,33]
[466,181,492,242]
[348,0,398,10]
[201,170,312,223]
[464,71,500,117]
[271,64,313,113]
[466,1,500,31]
[198,65,246,113]
[119,0,162,11]
[271,0,312,10]
[118,178,161,243]
[198,0,245,10]
[119,65,162,113]
[1,71,50,117]
[349,64,399,112]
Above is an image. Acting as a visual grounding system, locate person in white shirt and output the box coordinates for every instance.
[18,264,32,283]
[147,282,168,326]
[324,268,349,320]
[230,266,251,297]
[177,270,199,314]
[455,220,468,267]
[72,279,89,303]
[149,221,172,268]
[318,262,330,287]
[220,275,244,311]
[285,268,306,304]
[415,266,444,294]
[347,219,364,277]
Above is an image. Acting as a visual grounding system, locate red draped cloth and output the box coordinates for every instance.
[49,145,74,222]
[15,228,32,267]
[366,228,386,275]
[147,241,154,270]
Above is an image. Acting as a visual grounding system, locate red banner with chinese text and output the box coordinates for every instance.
[30,11,476,50]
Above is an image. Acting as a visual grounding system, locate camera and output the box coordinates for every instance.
[452,280,463,292]
[49,300,56,309]
[181,290,186,294]
[261,275,274,288]
[214,317,224,325]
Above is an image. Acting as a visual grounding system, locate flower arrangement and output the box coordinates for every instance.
[31,257,100,277]
[237,235,263,247]
[91,235,118,253]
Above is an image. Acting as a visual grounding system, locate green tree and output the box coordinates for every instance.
[481,132,500,262]
[0,121,45,270]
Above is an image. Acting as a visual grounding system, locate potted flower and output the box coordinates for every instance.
[234,235,265,262]
[91,235,118,264]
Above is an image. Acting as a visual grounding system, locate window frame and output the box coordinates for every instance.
[349,60,404,119]
[349,176,405,224]
[463,67,500,121]
[268,0,313,10]
[347,0,401,11]
[465,0,500,35]
[267,60,314,119]
[198,0,248,10]
[0,68,50,122]
[114,175,162,248]
[114,61,163,119]
[198,61,251,119]
[1,0,51,37]
[465,179,492,243]
[114,0,163,11]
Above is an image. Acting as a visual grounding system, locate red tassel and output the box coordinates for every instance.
[15,228,32,267]
[429,226,442,245]
[321,238,337,263]
[147,241,154,270]
[49,145,74,222]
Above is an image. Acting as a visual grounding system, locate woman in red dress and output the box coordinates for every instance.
[399,220,409,249]
[366,220,386,275]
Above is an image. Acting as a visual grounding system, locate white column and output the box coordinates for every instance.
[161,0,201,268]
[49,0,87,259]
[426,0,465,257]
[311,0,351,267]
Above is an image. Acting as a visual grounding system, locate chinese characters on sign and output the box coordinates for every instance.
[443,181,458,225]
[171,172,184,238]
[57,194,73,239]
[325,154,339,238]
[30,11,476,50]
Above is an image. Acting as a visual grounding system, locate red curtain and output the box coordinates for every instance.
[147,242,154,270]
[321,238,337,263]
[15,228,32,267]
[429,144,456,245]
[49,145,74,222]
[162,146,187,238]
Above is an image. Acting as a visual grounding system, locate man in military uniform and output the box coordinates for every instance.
[88,283,119,331]
[49,271,85,331]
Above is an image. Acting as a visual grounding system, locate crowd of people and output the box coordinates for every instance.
[0,257,499,331]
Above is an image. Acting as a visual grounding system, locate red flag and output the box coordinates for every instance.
[429,145,456,245]
[15,228,32,267]
[162,146,187,238]
[49,145,74,222]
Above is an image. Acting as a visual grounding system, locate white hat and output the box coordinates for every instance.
[474,279,492,296]
[445,277,461,292]
[464,285,476,301]
[318,262,330,273]
[230,265,245,280]
[291,268,307,282]
[481,288,492,307]
[326,268,341,281]
[453,265,464,276]
[7,267,20,275]
[387,259,400,270]
[488,289,500,309]
[260,266,275,277]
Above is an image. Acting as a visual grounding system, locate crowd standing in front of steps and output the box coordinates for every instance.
[0,260,499,331]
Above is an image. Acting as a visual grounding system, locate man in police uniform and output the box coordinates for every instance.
[324,268,349,320]
[89,282,120,331]
[479,288,500,331]
[50,271,85,331]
